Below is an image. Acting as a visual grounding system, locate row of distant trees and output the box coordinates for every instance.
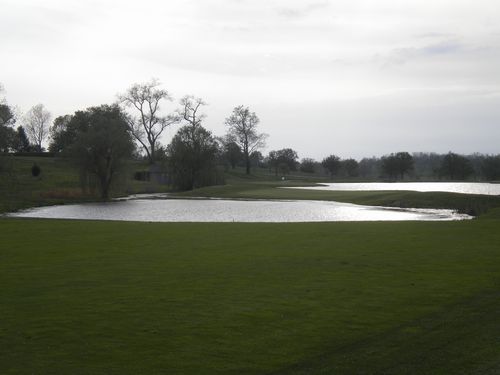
[241,150,500,182]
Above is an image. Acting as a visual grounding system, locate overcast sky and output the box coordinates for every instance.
[1,0,499,159]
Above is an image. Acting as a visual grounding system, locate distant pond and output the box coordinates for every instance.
[8,197,471,222]
[287,182,500,196]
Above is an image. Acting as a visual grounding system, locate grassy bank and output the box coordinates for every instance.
[0,156,169,214]
[1,218,500,374]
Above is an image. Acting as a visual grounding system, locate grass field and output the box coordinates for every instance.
[2,157,500,373]
[2,218,500,374]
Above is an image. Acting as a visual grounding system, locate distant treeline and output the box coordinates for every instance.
[355,152,500,181]
[236,150,500,182]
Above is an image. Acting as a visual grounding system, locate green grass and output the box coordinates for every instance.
[0,156,170,214]
[0,155,82,212]
[3,157,500,373]
[2,218,500,374]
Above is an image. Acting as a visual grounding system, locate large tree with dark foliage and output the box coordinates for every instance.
[0,124,15,153]
[481,155,500,181]
[12,126,32,152]
[225,105,267,175]
[220,137,242,169]
[341,158,359,177]
[250,151,264,168]
[300,158,317,173]
[440,152,473,180]
[70,105,134,199]
[0,84,16,152]
[167,96,221,190]
[322,154,342,178]
[358,157,381,179]
[268,148,299,176]
[167,125,220,191]
[0,103,15,128]
[49,115,74,153]
[226,142,243,169]
[381,152,414,180]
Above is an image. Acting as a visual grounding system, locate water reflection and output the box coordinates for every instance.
[287,182,500,195]
[8,198,471,222]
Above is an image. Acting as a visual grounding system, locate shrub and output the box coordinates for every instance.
[31,163,41,177]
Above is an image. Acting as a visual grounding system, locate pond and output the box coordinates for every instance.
[287,182,500,195]
[7,197,471,222]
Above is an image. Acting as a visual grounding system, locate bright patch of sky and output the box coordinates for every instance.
[1,0,499,158]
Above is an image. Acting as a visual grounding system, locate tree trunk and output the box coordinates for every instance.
[246,157,250,174]
[149,143,155,164]
[245,152,250,174]
[100,176,109,200]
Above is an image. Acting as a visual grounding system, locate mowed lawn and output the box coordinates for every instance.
[1,218,500,374]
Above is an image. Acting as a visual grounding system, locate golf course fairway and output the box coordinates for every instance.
[1,218,500,374]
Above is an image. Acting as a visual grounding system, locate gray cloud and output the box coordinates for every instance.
[420,41,463,55]
[379,40,464,65]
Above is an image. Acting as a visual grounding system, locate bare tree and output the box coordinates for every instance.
[178,95,207,129]
[23,104,51,152]
[225,105,267,174]
[118,79,180,164]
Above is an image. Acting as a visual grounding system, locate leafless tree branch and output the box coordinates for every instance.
[118,78,180,163]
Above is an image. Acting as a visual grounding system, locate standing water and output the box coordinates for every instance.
[286,182,500,196]
[7,198,471,222]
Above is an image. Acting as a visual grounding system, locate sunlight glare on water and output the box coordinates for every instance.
[8,198,471,222]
